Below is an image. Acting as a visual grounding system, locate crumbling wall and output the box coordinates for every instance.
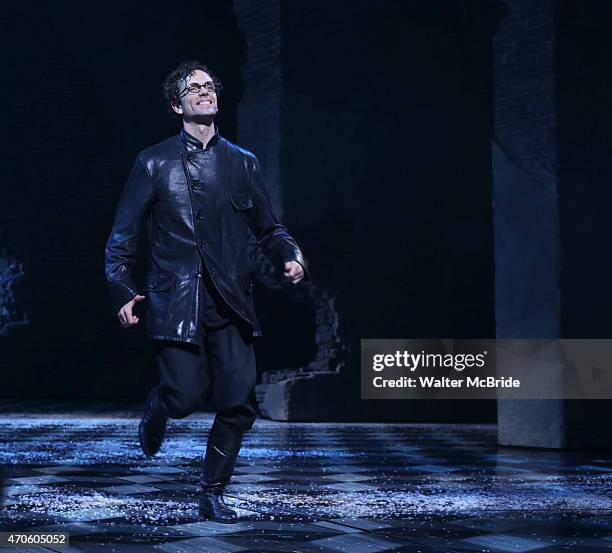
[0,236,28,336]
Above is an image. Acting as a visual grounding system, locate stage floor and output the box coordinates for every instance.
[0,401,610,552]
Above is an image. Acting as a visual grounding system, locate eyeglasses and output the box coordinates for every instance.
[179,81,219,97]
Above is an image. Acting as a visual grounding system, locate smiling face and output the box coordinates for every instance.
[171,69,218,120]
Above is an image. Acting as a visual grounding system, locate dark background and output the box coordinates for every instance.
[1,1,611,434]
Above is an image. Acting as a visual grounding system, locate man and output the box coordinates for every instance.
[104,60,308,523]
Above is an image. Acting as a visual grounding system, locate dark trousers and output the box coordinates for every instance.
[153,271,258,431]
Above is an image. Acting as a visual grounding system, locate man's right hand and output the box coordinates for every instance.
[118,295,146,327]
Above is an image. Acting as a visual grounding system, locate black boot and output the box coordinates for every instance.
[198,419,246,523]
[139,385,169,456]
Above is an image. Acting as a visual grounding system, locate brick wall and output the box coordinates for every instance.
[235,0,496,420]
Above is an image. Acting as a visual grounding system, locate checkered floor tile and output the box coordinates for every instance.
[0,402,610,552]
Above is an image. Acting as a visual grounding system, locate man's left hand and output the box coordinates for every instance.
[284,261,305,284]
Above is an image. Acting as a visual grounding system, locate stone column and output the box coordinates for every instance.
[233,0,283,213]
[493,0,612,449]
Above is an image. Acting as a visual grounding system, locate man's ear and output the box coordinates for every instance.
[171,102,182,115]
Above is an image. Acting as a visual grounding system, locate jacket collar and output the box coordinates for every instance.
[179,125,220,151]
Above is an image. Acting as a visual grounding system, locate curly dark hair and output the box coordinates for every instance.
[162,60,223,117]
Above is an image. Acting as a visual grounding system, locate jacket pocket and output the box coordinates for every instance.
[145,273,176,336]
[145,273,175,292]
[230,193,254,211]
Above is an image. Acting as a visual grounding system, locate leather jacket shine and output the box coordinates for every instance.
[104,128,308,343]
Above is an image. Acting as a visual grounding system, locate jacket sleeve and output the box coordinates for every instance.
[104,154,154,313]
[245,154,310,281]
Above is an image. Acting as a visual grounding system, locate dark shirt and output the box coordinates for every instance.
[201,264,237,328]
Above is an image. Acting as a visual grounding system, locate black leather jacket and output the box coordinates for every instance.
[104,128,308,343]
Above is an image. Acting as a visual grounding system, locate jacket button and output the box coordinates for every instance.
[199,242,205,250]
[192,184,201,190]
[195,272,202,278]
[196,212,204,220]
